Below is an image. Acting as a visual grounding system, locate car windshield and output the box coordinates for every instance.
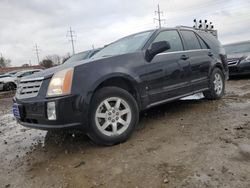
[64,51,91,64]
[92,31,153,59]
[224,42,250,54]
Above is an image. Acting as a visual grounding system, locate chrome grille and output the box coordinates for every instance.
[15,77,44,99]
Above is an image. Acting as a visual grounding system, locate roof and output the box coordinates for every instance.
[0,65,44,74]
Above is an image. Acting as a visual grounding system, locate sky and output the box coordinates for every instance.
[0,0,250,66]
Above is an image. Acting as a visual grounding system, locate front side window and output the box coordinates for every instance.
[152,30,183,52]
[181,30,202,50]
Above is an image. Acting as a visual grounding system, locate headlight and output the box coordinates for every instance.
[246,56,250,61]
[47,68,74,97]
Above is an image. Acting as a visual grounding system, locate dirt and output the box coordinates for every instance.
[0,77,250,188]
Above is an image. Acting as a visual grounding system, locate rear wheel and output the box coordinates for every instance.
[203,68,225,100]
[88,87,139,146]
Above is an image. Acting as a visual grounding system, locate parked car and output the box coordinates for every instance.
[13,27,228,145]
[64,49,101,64]
[0,81,3,91]
[0,69,41,91]
[224,41,250,76]
[0,73,11,79]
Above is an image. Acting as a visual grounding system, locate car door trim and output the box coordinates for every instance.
[146,88,209,108]
[156,49,209,57]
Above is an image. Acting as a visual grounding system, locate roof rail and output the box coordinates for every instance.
[175,25,195,29]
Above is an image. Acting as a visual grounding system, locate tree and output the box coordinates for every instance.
[0,57,11,68]
[22,64,30,67]
[62,53,71,64]
[46,55,61,65]
[40,59,54,69]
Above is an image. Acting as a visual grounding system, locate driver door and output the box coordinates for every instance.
[145,30,192,105]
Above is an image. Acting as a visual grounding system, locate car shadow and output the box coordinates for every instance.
[40,96,208,151]
[229,74,250,80]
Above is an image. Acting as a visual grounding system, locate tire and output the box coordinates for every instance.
[3,82,16,91]
[203,68,225,100]
[87,87,139,146]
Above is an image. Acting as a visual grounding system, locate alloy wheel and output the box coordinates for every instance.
[95,97,132,136]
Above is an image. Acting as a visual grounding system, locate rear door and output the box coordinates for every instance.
[179,30,211,91]
[145,29,192,105]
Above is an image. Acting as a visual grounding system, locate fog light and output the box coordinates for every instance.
[47,102,56,120]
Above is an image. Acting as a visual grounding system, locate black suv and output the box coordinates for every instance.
[13,27,228,145]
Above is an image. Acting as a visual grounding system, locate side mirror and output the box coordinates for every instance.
[145,41,171,62]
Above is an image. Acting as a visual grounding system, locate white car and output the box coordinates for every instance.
[0,69,41,91]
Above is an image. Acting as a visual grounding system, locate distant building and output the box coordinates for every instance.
[0,65,44,74]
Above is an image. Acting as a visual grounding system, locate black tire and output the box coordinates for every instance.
[3,82,16,91]
[203,68,225,100]
[87,87,139,146]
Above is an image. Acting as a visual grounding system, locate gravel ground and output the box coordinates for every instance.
[0,77,250,188]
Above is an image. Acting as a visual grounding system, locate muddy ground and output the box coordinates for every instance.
[0,77,250,188]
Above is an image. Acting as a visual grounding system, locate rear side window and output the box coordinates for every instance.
[152,30,183,52]
[197,36,209,49]
[181,30,201,50]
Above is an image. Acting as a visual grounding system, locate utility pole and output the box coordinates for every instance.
[154,4,165,28]
[67,27,76,55]
[34,44,40,64]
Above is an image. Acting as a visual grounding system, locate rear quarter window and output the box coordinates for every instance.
[198,31,224,55]
[180,30,202,50]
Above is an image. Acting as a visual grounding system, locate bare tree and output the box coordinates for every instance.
[46,54,61,65]
[62,53,71,64]
[22,64,30,67]
[0,57,11,68]
[39,59,54,69]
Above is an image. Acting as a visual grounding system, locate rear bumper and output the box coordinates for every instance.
[14,94,88,130]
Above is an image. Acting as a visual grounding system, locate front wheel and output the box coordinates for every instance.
[88,87,139,146]
[203,68,225,100]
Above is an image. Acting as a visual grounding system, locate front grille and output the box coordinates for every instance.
[15,77,44,99]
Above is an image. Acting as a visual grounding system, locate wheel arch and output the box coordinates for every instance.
[3,81,17,90]
[210,62,224,76]
[88,73,142,110]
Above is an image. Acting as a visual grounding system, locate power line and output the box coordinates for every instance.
[154,4,165,28]
[67,27,76,55]
[34,44,41,64]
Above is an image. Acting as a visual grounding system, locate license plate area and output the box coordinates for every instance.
[13,103,21,119]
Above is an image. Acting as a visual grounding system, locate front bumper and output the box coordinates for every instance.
[228,61,250,76]
[14,94,88,130]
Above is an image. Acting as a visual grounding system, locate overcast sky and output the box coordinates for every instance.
[0,0,250,66]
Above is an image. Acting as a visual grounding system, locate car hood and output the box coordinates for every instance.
[0,76,15,82]
[227,52,250,61]
[25,58,96,80]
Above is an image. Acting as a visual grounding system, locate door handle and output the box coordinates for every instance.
[180,55,189,60]
[208,52,214,57]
